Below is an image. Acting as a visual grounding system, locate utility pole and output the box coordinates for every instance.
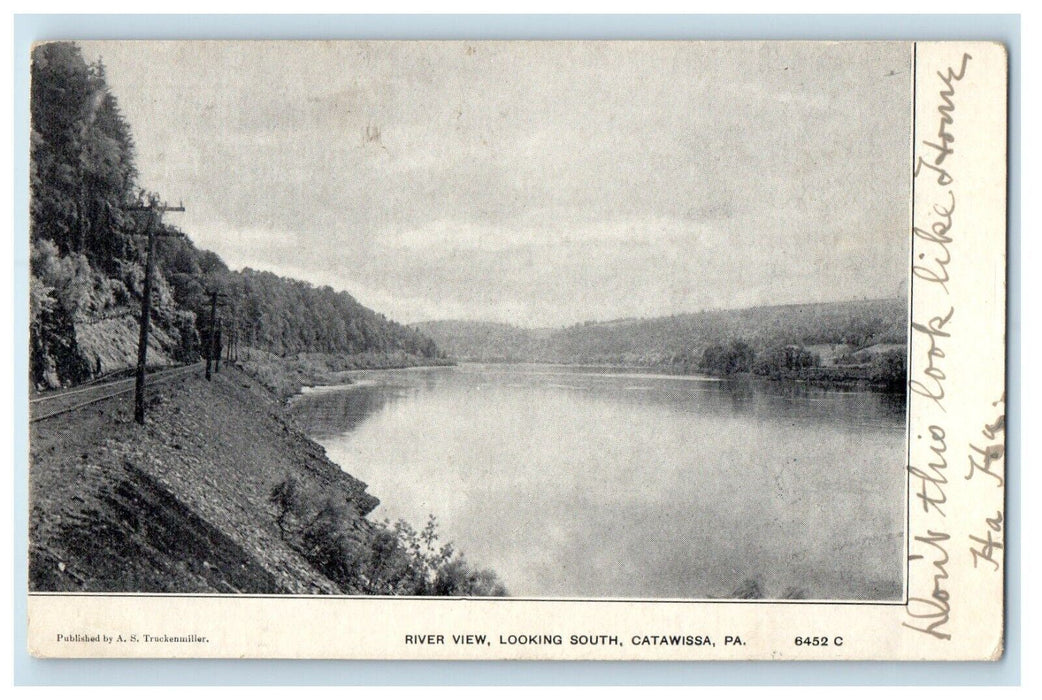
[214,322,223,374]
[227,322,237,363]
[128,198,185,425]
[205,290,227,380]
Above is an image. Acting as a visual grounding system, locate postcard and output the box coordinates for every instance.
[26,40,1007,660]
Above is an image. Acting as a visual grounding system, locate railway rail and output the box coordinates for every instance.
[29,363,203,423]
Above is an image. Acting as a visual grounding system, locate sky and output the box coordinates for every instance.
[81,41,911,328]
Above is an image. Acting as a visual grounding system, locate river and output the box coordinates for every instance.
[289,363,907,600]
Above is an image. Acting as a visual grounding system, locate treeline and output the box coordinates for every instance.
[416,298,906,368]
[694,338,906,389]
[29,42,439,389]
[161,242,440,359]
[408,320,552,363]
[548,299,906,366]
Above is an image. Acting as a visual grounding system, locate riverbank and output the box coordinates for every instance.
[29,360,502,595]
[431,357,906,394]
[29,364,377,592]
[686,366,907,393]
[238,349,455,400]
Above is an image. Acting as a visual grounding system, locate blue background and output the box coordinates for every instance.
[12,13,1021,686]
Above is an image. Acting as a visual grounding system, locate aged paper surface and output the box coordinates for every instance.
[26,40,1006,660]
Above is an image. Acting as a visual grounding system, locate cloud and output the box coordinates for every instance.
[82,40,911,327]
[377,216,712,253]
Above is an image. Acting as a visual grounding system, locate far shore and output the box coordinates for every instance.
[414,357,907,394]
[274,354,907,398]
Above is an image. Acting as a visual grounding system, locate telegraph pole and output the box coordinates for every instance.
[128,198,185,425]
[214,323,223,374]
[226,322,237,363]
[205,290,227,380]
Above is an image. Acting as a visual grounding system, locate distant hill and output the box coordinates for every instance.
[415,298,907,367]
[408,320,553,363]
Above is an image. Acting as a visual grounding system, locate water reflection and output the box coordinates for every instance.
[292,384,414,437]
[290,363,906,600]
[294,365,906,437]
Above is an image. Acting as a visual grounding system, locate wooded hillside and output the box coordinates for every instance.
[29,42,439,389]
[415,298,907,373]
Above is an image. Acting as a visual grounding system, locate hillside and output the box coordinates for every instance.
[30,365,375,593]
[407,320,554,363]
[416,298,907,367]
[29,42,440,390]
[30,363,504,595]
[28,41,502,598]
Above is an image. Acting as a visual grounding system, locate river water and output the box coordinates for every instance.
[289,363,907,600]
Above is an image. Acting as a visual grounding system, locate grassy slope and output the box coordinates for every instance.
[29,364,378,593]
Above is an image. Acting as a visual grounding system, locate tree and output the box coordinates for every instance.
[31,44,137,265]
[700,340,755,375]
[870,349,907,390]
[29,42,443,387]
[753,344,820,378]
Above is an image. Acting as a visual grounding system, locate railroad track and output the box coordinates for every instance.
[29,363,203,423]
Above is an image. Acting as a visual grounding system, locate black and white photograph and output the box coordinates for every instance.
[29,40,915,605]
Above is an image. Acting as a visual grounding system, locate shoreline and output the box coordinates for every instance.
[237,350,454,401]
[29,364,379,593]
[29,361,504,596]
[397,359,907,396]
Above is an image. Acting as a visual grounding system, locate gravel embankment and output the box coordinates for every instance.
[29,364,378,594]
